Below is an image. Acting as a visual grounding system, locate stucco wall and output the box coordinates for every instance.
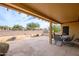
[62,22,79,39]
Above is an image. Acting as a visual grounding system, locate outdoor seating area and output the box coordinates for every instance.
[0,32,79,56]
[3,36,79,56]
[53,33,77,47]
[0,3,79,56]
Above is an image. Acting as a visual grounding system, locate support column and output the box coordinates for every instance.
[49,21,52,44]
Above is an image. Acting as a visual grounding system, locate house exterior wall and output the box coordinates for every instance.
[61,22,79,39]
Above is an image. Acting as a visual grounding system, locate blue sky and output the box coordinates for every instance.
[0,6,49,28]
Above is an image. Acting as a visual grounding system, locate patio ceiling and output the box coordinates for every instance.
[1,3,79,24]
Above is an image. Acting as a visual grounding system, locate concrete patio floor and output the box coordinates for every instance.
[6,36,79,56]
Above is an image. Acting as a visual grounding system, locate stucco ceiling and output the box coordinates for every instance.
[1,3,79,24]
[24,3,79,23]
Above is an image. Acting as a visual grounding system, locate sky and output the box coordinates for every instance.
[0,6,49,29]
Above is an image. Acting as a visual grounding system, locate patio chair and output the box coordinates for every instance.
[64,35,75,42]
[54,34,63,46]
[63,35,75,46]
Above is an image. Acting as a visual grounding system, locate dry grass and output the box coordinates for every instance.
[0,35,31,42]
[0,30,43,42]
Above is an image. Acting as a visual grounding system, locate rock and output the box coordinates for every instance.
[0,43,9,56]
[7,37,16,41]
[32,34,39,37]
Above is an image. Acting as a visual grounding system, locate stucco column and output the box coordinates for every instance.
[49,21,52,44]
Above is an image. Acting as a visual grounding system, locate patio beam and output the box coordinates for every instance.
[61,20,79,24]
[0,3,61,24]
[0,3,49,22]
[49,20,52,44]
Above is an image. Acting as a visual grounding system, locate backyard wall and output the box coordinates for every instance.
[62,22,79,39]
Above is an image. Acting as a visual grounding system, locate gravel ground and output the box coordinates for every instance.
[5,36,79,56]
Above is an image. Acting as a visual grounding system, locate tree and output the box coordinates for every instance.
[0,25,10,30]
[3,26,11,30]
[26,22,40,30]
[52,24,61,32]
[12,24,24,30]
[0,26,3,30]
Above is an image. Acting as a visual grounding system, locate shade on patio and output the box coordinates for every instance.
[0,3,79,44]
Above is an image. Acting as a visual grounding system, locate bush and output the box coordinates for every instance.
[0,43,9,56]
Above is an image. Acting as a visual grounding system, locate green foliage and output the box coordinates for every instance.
[52,24,61,32]
[26,22,40,30]
[0,26,3,30]
[12,24,24,30]
[0,26,11,30]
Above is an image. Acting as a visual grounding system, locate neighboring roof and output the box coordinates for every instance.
[0,3,79,24]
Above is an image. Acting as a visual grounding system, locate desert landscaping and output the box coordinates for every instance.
[0,30,43,42]
[0,30,79,56]
[0,4,79,56]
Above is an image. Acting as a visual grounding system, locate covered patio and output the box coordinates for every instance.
[0,3,79,56]
[6,36,79,56]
